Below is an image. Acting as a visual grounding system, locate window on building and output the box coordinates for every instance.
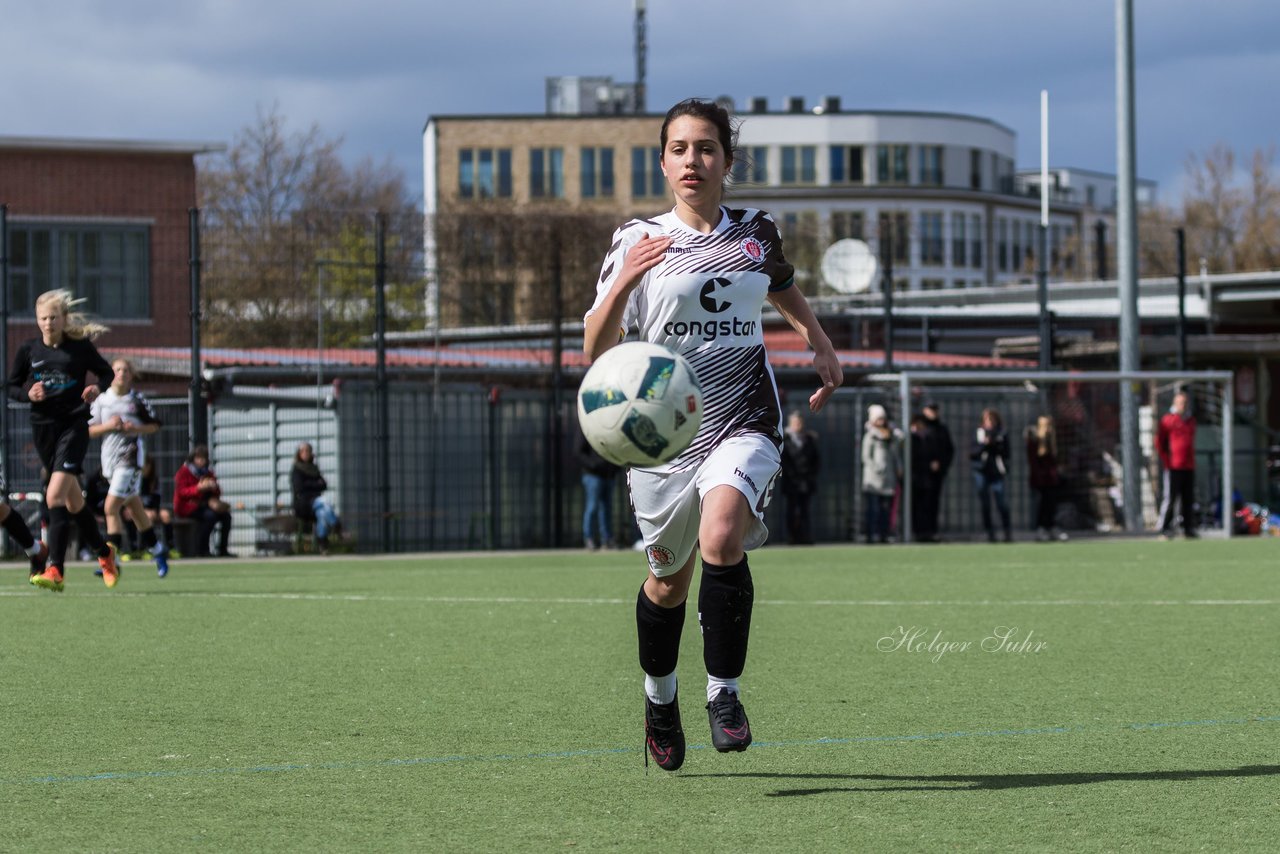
[997,218,1009,271]
[878,211,909,265]
[630,146,665,198]
[919,146,944,186]
[780,145,817,184]
[831,210,865,241]
[8,223,150,319]
[829,145,865,184]
[731,146,768,185]
[920,211,944,265]
[877,145,910,184]
[951,212,967,267]
[580,146,615,198]
[1011,220,1023,272]
[530,147,565,198]
[779,211,818,240]
[458,147,512,199]
[459,148,474,199]
[1086,185,1097,207]
[921,278,945,291]
[970,213,983,269]
[970,149,983,190]
[478,149,495,197]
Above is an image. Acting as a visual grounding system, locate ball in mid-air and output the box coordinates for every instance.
[577,342,703,467]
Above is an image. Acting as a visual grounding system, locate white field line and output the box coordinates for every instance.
[1,590,1277,606]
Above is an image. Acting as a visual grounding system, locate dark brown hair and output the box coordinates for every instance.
[660,98,737,166]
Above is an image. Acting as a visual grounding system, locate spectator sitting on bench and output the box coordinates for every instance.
[174,445,234,557]
[291,441,341,554]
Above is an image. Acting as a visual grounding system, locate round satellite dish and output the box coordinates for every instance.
[821,239,878,294]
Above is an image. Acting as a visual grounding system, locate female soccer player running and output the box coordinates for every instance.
[8,290,121,591]
[88,358,170,577]
[583,99,843,771]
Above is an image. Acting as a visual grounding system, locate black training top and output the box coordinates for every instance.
[7,336,113,425]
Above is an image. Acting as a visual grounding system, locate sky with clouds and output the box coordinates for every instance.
[3,0,1276,204]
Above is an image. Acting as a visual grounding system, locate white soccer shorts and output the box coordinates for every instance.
[106,465,143,499]
[628,432,781,577]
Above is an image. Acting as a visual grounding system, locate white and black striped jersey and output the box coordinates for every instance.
[89,387,160,475]
[587,206,795,473]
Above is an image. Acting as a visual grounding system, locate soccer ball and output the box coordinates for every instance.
[577,342,703,467]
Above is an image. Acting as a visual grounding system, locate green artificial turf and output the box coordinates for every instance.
[2,539,1278,851]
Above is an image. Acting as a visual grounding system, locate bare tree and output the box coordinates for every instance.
[1239,146,1280,270]
[1138,143,1279,276]
[1182,143,1243,272]
[198,104,422,347]
[432,206,618,327]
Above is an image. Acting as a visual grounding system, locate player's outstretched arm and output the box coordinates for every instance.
[768,285,843,413]
[583,232,672,362]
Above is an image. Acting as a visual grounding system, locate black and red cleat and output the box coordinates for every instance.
[707,689,752,753]
[644,693,686,772]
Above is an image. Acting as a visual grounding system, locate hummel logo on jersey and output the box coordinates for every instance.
[699,278,732,314]
[734,467,760,495]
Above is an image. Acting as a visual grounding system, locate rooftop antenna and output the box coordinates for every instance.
[634,0,647,113]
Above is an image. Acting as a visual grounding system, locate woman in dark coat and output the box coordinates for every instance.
[291,442,341,552]
[1026,415,1068,541]
[970,407,1012,542]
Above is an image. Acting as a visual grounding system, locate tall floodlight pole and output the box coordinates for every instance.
[0,205,9,507]
[1175,227,1187,371]
[881,219,895,371]
[1116,0,1143,531]
[634,0,647,113]
[1038,90,1052,369]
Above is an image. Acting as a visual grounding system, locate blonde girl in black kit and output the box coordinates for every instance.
[7,289,120,591]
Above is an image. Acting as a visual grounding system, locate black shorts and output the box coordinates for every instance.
[33,420,90,477]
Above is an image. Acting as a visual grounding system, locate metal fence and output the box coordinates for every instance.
[2,374,1268,558]
[1,203,1273,557]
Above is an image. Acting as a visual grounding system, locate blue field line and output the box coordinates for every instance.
[3,714,1277,787]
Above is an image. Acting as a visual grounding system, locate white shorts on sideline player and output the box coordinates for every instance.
[629,432,780,578]
[106,466,143,500]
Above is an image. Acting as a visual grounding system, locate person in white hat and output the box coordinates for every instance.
[861,404,902,544]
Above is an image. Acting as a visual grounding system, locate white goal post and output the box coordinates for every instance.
[874,370,1234,543]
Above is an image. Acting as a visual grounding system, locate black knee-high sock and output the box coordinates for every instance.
[48,506,72,568]
[636,588,686,678]
[139,526,160,552]
[698,557,754,679]
[107,532,125,553]
[1,508,35,550]
[73,506,109,557]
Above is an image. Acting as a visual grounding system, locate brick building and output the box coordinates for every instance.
[0,136,223,369]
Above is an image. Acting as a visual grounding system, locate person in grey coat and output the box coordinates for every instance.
[861,404,902,543]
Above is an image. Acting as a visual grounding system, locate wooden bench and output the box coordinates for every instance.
[254,506,316,555]
[171,517,203,557]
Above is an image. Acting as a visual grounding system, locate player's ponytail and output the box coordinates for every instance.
[35,289,110,340]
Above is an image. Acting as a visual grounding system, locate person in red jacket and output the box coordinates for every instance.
[1156,390,1198,539]
[174,445,235,557]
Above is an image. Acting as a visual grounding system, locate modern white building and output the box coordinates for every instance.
[422,94,1152,320]
[721,96,1134,292]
